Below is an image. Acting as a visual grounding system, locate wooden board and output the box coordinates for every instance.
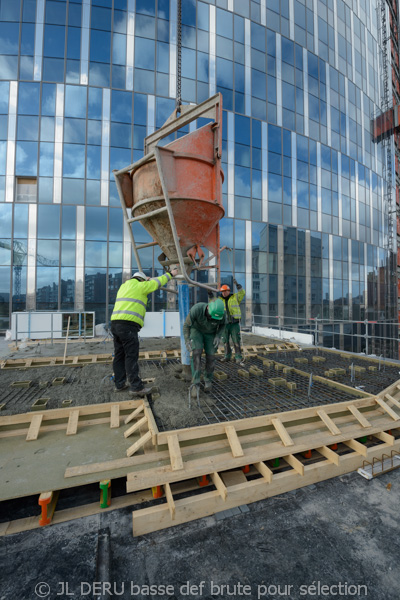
[26,415,43,441]
[167,434,183,471]
[131,440,400,536]
[66,410,79,436]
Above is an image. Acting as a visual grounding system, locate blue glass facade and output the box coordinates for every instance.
[0,0,397,355]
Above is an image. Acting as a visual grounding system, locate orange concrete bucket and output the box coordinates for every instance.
[131,124,224,263]
[116,94,224,271]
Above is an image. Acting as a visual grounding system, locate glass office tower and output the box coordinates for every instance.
[0,0,397,356]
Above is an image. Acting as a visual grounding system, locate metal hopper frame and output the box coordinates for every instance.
[113,93,224,293]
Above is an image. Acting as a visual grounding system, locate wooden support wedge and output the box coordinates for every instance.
[271,418,294,447]
[164,482,175,520]
[254,461,273,483]
[347,405,371,428]
[374,431,395,446]
[126,431,152,457]
[343,439,368,457]
[167,434,183,471]
[26,414,43,441]
[66,410,80,436]
[385,394,400,409]
[124,415,148,439]
[110,404,120,429]
[210,472,227,500]
[283,454,304,476]
[224,425,244,458]
[376,397,400,421]
[316,445,340,466]
[316,409,341,435]
[124,404,144,425]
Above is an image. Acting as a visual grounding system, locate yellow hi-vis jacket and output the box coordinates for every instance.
[111,272,172,328]
[223,288,245,322]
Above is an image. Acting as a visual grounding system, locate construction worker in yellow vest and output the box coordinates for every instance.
[110,268,178,396]
[220,279,245,363]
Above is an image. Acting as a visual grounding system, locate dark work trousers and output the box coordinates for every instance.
[111,320,143,391]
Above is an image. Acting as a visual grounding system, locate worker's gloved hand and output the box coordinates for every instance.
[185,339,192,352]
[207,289,214,299]
[213,337,220,350]
[170,268,179,277]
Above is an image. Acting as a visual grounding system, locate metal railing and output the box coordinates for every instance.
[251,313,400,359]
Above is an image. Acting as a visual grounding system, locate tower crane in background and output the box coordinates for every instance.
[372,0,400,357]
[0,240,59,303]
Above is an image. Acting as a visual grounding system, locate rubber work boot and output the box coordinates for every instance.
[204,380,212,393]
[114,382,129,392]
[221,356,231,362]
[129,386,152,397]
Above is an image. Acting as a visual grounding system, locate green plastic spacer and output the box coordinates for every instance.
[358,436,367,444]
[273,457,280,468]
[100,480,111,509]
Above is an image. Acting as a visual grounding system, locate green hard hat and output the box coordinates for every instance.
[208,298,225,320]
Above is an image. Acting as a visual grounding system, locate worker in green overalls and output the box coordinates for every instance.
[220,279,245,363]
[183,298,226,394]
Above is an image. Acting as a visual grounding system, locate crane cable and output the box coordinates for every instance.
[176,0,182,111]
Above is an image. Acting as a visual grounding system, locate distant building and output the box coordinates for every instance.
[0,0,398,356]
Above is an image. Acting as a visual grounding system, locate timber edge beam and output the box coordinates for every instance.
[130,438,400,537]
[0,343,300,369]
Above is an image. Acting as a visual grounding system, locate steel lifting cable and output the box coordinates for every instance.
[176,0,182,110]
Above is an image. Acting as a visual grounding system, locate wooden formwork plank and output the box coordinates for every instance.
[376,397,400,421]
[155,396,376,446]
[374,431,395,445]
[26,415,43,441]
[131,441,400,536]
[385,393,400,409]
[347,405,371,428]
[254,461,273,483]
[127,410,399,494]
[124,416,148,439]
[283,454,304,476]
[66,410,80,436]
[343,439,367,457]
[110,404,120,429]
[164,483,175,520]
[316,409,341,436]
[167,434,183,471]
[126,431,152,457]
[210,472,227,501]
[143,399,159,446]
[224,425,244,458]
[124,404,145,425]
[316,445,340,466]
[0,399,140,428]
[271,418,294,447]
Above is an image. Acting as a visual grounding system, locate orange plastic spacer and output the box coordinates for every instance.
[198,475,209,487]
[242,465,250,474]
[304,449,312,459]
[38,491,59,527]
[388,430,393,436]
[152,485,163,499]
[330,443,338,451]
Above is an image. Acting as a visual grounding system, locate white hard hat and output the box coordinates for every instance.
[132,271,147,281]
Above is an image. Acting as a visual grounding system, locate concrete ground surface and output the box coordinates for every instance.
[1,334,400,600]
[1,470,399,600]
